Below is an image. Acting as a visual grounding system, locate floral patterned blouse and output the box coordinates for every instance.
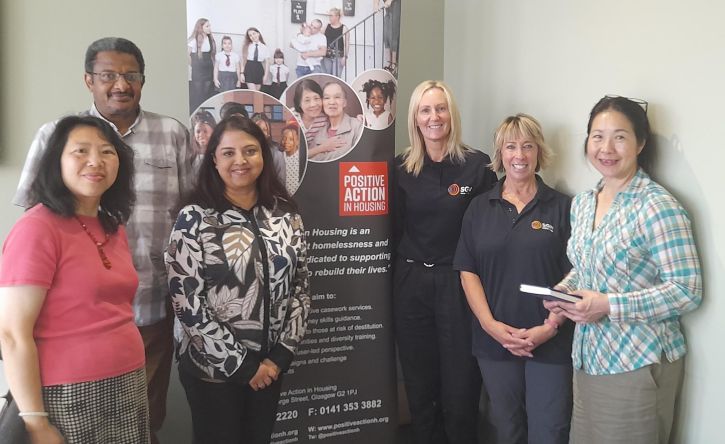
[165,202,310,382]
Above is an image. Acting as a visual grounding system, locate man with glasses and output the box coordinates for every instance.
[13,36,193,444]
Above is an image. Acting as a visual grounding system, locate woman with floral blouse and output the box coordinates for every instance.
[165,115,310,444]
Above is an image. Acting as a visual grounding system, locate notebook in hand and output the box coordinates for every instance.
[519,284,582,303]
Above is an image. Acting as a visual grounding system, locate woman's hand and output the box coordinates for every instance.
[25,417,65,444]
[510,324,557,355]
[319,136,345,152]
[309,137,345,157]
[249,359,280,391]
[483,320,534,358]
[544,289,610,323]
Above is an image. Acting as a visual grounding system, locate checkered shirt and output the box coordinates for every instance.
[558,169,702,375]
[13,104,194,326]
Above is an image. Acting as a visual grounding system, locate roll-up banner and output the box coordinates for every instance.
[186,1,401,442]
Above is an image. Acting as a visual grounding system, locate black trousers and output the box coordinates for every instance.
[393,259,482,444]
[179,367,283,444]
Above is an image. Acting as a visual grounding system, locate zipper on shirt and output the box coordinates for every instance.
[245,207,271,356]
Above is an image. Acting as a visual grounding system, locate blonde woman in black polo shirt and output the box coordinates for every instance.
[454,114,573,444]
[393,80,497,444]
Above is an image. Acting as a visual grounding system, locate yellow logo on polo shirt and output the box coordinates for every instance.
[531,220,554,232]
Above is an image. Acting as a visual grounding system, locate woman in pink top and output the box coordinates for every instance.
[0,115,148,444]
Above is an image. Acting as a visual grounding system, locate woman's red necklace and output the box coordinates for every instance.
[74,216,112,270]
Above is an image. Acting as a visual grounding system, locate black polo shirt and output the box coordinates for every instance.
[393,149,497,264]
[453,176,574,363]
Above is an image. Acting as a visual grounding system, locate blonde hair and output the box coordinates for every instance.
[401,80,469,176]
[329,7,341,16]
[490,113,553,173]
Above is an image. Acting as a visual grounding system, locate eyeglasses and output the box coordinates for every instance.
[604,94,648,114]
[88,71,145,84]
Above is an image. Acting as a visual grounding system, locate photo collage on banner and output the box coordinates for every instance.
[186,0,401,442]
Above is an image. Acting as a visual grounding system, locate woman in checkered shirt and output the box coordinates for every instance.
[545,96,702,444]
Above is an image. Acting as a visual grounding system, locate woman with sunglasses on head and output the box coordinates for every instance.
[0,115,147,444]
[544,96,702,444]
[166,115,310,444]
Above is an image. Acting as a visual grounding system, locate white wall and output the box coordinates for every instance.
[444,1,724,442]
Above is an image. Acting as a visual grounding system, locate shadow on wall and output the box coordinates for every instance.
[647,131,710,444]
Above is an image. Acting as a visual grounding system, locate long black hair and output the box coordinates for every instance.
[183,115,297,213]
[28,115,135,233]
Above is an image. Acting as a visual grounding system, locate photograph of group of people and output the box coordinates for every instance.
[187,1,400,168]
[1,0,706,443]
[0,44,703,441]
[187,0,401,111]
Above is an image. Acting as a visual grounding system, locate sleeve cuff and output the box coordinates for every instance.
[267,344,295,373]
[608,293,625,321]
[452,262,476,273]
[230,350,260,384]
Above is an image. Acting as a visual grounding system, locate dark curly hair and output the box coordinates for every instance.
[361,79,396,108]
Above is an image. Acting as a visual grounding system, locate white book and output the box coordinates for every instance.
[519,284,582,303]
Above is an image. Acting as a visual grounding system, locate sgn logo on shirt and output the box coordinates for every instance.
[531,220,554,233]
[448,184,472,196]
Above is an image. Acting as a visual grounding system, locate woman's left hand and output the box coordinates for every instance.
[510,324,557,354]
[249,359,280,391]
[545,289,610,323]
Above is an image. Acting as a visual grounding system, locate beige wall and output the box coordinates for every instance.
[444,1,724,442]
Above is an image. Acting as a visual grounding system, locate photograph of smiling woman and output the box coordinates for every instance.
[308,81,363,162]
